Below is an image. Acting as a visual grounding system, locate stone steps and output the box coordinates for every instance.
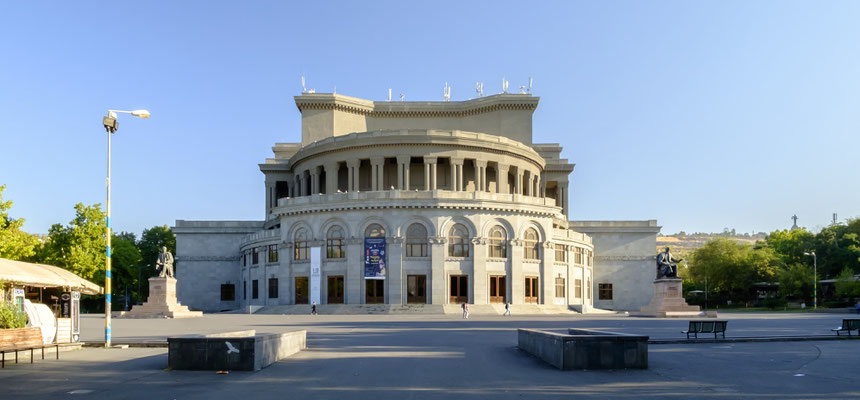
[255,303,579,315]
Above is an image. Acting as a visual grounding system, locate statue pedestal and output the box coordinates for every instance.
[124,277,202,318]
[636,279,709,318]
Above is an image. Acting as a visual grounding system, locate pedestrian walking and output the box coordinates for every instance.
[503,302,511,316]
[462,302,469,319]
[311,301,318,315]
[855,300,860,315]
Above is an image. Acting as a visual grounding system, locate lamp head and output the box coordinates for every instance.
[130,110,151,119]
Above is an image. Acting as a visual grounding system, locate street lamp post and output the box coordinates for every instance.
[102,109,149,348]
[804,251,817,310]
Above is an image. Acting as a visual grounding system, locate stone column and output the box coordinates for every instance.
[431,160,438,190]
[346,159,359,192]
[388,236,404,304]
[397,155,410,190]
[311,166,321,195]
[497,163,509,194]
[430,237,447,304]
[534,175,541,198]
[541,241,555,304]
[371,157,384,191]
[475,160,487,192]
[472,236,488,304]
[451,158,464,192]
[324,162,338,194]
[423,162,430,190]
[450,158,463,192]
[559,181,569,218]
[510,239,524,304]
[297,174,305,197]
[424,156,437,191]
[514,168,524,195]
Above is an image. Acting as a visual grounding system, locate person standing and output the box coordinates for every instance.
[504,302,511,316]
[855,300,860,315]
[462,302,469,319]
[311,301,318,315]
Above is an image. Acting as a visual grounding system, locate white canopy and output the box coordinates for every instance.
[0,258,102,295]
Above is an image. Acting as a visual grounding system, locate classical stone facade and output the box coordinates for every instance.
[175,92,657,312]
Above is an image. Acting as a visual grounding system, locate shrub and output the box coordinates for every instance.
[0,301,27,329]
[762,294,787,310]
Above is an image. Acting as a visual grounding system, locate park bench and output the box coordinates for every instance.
[683,320,727,339]
[0,327,62,368]
[832,319,860,336]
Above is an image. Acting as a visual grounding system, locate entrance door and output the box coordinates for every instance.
[407,275,426,304]
[366,279,384,304]
[295,277,309,304]
[327,276,344,304]
[524,276,538,304]
[489,276,506,304]
[449,275,468,304]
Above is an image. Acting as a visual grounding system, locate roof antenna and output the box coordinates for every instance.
[400,93,405,101]
[475,82,484,97]
[501,77,509,93]
[528,77,533,94]
[301,75,315,94]
[388,88,392,102]
[443,82,451,101]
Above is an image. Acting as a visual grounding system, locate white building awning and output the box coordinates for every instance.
[0,258,103,295]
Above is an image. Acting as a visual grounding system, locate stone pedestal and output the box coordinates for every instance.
[637,278,704,318]
[124,277,203,318]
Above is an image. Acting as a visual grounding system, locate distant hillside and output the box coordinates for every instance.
[657,231,766,258]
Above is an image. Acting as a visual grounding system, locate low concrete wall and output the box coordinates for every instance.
[168,330,306,371]
[518,328,648,370]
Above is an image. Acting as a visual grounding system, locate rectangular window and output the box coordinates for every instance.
[268,278,279,299]
[574,279,582,299]
[555,245,567,262]
[221,284,235,301]
[295,241,309,260]
[268,245,279,263]
[242,253,246,267]
[555,277,565,298]
[575,247,583,265]
[252,248,260,265]
[252,280,259,299]
[599,283,613,300]
[243,281,247,300]
[524,277,539,303]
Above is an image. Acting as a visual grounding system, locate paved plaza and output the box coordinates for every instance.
[2,312,859,399]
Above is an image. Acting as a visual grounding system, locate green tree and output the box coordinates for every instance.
[688,237,778,303]
[37,203,106,282]
[111,232,142,309]
[778,263,814,301]
[0,184,41,260]
[765,228,815,266]
[833,267,860,298]
[136,225,175,299]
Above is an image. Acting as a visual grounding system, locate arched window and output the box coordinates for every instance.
[406,223,428,257]
[326,225,344,259]
[448,224,469,257]
[365,223,385,238]
[294,228,309,260]
[524,228,539,260]
[488,226,507,258]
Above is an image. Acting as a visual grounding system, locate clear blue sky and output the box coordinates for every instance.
[1,1,858,237]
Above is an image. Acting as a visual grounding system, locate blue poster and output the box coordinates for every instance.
[364,238,386,279]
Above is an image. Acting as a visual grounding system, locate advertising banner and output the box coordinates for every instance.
[310,246,321,304]
[364,238,386,279]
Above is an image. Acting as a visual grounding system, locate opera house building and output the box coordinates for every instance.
[174,92,660,313]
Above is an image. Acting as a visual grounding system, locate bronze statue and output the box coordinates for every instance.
[656,246,682,279]
[156,246,175,278]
